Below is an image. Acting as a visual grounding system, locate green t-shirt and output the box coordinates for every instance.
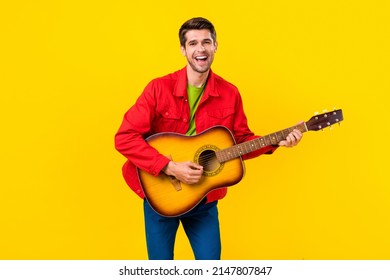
[186,84,205,136]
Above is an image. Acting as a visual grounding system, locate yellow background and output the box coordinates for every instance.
[1,0,389,260]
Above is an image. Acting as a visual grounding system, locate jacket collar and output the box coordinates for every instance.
[173,66,219,98]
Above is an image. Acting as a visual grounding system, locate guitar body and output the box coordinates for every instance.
[138,126,245,217]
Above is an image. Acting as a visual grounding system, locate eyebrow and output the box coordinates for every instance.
[187,38,213,45]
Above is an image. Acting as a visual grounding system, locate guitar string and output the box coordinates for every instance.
[171,125,309,165]
[196,122,330,166]
[196,140,263,163]
[176,131,294,166]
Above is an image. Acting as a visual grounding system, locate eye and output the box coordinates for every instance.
[188,41,197,47]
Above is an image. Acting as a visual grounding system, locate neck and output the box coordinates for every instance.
[186,66,209,88]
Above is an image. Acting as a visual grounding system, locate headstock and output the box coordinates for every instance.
[306,109,343,131]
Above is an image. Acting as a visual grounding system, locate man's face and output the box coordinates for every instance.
[181,29,217,74]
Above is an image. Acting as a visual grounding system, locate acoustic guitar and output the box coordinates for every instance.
[138,109,343,217]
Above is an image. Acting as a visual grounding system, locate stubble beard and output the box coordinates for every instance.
[188,56,214,74]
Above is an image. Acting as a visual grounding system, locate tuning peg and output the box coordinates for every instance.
[322,109,328,112]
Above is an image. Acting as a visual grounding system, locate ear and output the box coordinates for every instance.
[214,41,218,53]
[180,45,186,56]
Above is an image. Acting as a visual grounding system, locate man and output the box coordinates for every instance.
[115,17,302,260]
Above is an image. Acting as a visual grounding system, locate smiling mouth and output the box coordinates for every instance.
[195,56,208,61]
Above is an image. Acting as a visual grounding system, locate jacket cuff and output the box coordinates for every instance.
[150,156,171,176]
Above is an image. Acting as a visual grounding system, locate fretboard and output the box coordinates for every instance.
[216,122,307,163]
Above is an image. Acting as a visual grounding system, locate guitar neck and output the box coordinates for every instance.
[216,122,308,163]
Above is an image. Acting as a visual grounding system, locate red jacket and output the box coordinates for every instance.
[115,67,277,202]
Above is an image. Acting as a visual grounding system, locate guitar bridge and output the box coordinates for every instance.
[168,175,182,191]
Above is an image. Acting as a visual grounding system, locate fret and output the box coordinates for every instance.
[276,131,284,142]
[267,134,272,145]
[242,143,247,154]
[269,133,278,145]
[216,150,224,162]
[229,148,235,159]
[267,135,273,146]
[249,141,257,152]
[235,145,242,157]
[283,128,291,137]
[259,139,264,148]
[254,139,261,150]
[274,132,279,143]
[230,147,238,158]
[240,143,247,154]
[260,137,266,147]
[237,145,243,156]
[230,148,236,159]
[217,122,310,163]
[233,146,238,157]
[245,142,251,153]
[246,142,252,153]
[239,144,244,153]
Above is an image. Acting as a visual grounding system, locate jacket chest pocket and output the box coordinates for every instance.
[154,108,184,132]
[206,107,235,129]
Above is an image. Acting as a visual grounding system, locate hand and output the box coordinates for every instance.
[278,125,303,148]
[162,161,203,184]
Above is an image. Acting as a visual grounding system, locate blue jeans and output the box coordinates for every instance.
[143,199,221,260]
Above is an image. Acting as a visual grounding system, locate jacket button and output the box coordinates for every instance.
[183,118,187,122]
[165,112,169,116]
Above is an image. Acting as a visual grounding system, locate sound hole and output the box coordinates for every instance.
[198,149,220,175]
[194,145,224,177]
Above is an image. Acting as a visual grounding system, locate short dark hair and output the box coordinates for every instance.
[179,17,217,47]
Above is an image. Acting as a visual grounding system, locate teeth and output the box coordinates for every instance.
[196,56,207,60]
